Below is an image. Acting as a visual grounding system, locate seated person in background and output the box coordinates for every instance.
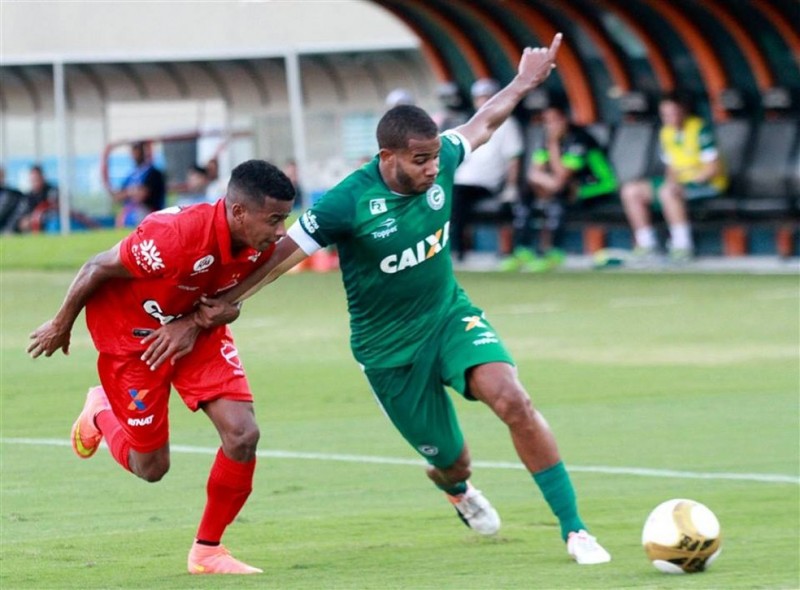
[16,165,59,232]
[0,166,28,234]
[452,78,524,262]
[176,165,211,206]
[204,157,225,202]
[114,141,166,228]
[282,159,303,208]
[620,93,728,261]
[501,104,618,272]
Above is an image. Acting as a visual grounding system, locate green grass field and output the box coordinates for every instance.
[1,231,799,589]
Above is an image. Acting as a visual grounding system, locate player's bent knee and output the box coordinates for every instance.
[620,184,635,202]
[621,182,643,202]
[492,388,535,427]
[128,446,170,482]
[133,455,170,483]
[660,183,681,203]
[222,424,260,461]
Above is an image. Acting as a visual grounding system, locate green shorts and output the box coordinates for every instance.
[363,299,514,469]
[651,176,722,211]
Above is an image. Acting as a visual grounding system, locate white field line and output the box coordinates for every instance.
[607,296,680,309]
[494,303,563,315]
[495,297,684,314]
[2,437,797,485]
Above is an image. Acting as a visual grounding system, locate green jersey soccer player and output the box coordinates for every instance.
[143,33,611,566]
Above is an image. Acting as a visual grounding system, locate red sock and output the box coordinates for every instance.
[196,448,256,544]
[95,409,132,472]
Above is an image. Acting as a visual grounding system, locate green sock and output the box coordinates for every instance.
[437,481,468,496]
[532,461,586,541]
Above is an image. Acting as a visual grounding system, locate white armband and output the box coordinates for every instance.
[287,219,323,255]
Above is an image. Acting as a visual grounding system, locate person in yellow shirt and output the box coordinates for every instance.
[621,93,728,261]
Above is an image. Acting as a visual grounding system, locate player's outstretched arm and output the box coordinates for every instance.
[456,33,561,152]
[27,244,132,359]
[140,236,308,371]
[228,236,307,304]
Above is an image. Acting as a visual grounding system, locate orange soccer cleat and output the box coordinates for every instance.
[187,541,263,575]
[70,386,111,459]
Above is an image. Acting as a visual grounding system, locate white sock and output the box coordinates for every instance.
[670,224,693,250]
[634,227,657,249]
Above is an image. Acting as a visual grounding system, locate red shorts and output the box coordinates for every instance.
[96,326,252,453]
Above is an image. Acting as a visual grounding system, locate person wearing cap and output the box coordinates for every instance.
[433,81,470,132]
[451,78,525,261]
[385,88,416,109]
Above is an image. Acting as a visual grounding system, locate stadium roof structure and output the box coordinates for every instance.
[2,0,797,123]
[370,0,799,124]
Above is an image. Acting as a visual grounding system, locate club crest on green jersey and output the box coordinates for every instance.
[426,184,445,210]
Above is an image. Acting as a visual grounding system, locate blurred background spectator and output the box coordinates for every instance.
[433,81,470,132]
[0,166,26,234]
[113,142,167,228]
[385,88,416,109]
[451,78,524,262]
[176,164,211,206]
[204,157,224,202]
[502,103,619,272]
[620,93,728,262]
[16,165,60,232]
[282,159,303,207]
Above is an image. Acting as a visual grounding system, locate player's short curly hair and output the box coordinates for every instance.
[377,105,438,150]
[227,159,295,205]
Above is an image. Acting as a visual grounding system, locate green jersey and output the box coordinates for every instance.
[290,131,470,368]
[532,125,618,199]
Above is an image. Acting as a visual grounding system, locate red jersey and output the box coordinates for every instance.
[85,200,273,354]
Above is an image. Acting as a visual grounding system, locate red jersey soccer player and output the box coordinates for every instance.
[28,160,295,575]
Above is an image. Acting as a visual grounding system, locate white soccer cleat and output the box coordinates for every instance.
[446,482,501,536]
[567,529,612,565]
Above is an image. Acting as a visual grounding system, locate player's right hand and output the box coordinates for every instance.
[140,316,201,371]
[518,32,562,87]
[27,319,71,358]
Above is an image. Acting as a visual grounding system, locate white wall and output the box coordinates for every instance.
[1,0,418,62]
[0,1,435,213]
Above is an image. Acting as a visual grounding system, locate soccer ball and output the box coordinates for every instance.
[642,498,722,574]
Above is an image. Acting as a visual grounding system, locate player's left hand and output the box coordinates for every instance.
[140,315,201,371]
[194,295,240,329]
[518,32,562,87]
